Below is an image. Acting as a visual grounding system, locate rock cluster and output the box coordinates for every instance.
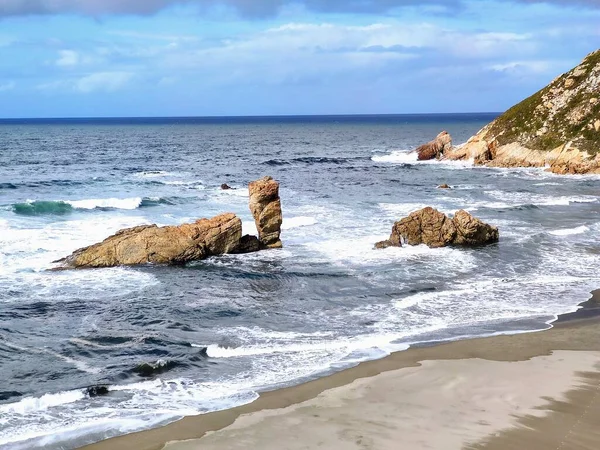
[416,131,453,161]
[445,49,600,174]
[55,177,283,269]
[375,207,499,249]
[249,176,283,249]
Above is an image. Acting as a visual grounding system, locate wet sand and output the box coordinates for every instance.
[83,293,600,450]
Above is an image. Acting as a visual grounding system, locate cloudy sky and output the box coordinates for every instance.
[0,0,598,117]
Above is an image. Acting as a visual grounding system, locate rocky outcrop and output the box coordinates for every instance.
[54,213,243,268]
[375,207,499,249]
[249,176,283,249]
[55,177,284,269]
[416,131,453,161]
[445,49,600,174]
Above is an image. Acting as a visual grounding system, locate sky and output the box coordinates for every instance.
[0,0,598,117]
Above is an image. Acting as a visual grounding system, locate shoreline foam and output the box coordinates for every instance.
[81,291,600,450]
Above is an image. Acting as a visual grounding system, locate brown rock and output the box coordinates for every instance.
[416,131,453,161]
[438,184,451,189]
[374,240,394,249]
[221,183,232,190]
[249,176,283,249]
[376,207,499,249]
[233,234,261,254]
[54,213,242,268]
[452,210,500,245]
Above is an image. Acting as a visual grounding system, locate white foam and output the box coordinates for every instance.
[372,150,416,163]
[161,180,203,186]
[217,187,249,197]
[281,216,317,230]
[66,197,143,210]
[0,390,85,415]
[549,226,589,236]
[372,150,475,169]
[242,220,258,236]
[473,191,598,210]
[132,171,181,178]
[303,235,477,272]
[0,215,159,300]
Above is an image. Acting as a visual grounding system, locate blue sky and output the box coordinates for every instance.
[0,0,598,117]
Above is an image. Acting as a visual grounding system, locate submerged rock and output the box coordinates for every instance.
[86,385,109,397]
[133,360,177,377]
[54,213,242,268]
[375,207,499,249]
[416,131,453,161]
[438,184,451,189]
[249,176,283,249]
[445,49,600,174]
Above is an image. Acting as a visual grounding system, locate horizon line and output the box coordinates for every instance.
[0,112,501,121]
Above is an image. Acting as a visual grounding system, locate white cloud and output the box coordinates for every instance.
[0,81,15,91]
[146,21,537,87]
[75,72,134,93]
[56,50,79,66]
[489,60,553,74]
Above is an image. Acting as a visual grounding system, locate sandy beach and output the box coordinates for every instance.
[81,292,600,450]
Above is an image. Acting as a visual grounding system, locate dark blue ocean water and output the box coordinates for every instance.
[1,114,600,449]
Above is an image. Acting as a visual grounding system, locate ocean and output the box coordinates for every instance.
[1,114,599,449]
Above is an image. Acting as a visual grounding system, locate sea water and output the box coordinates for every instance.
[1,114,599,449]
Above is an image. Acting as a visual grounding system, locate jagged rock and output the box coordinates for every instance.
[249,176,283,249]
[376,207,499,249]
[233,234,261,254]
[445,49,600,174]
[451,210,500,246]
[416,131,453,161]
[221,183,232,190]
[54,213,243,268]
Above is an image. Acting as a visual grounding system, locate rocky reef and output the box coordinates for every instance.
[445,49,600,174]
[54,177,283,268]
[416,131,453,161]
[376,207,499,249]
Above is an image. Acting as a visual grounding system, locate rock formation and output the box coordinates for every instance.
[438,184,451,189]
[54,213,243,268]
[416,131,453,161]
[445,49,600,174]
[55,177,284,268]
[249,176,283,249]
[375,207,499,249]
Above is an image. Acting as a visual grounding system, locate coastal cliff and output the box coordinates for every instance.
[445,49,600,174]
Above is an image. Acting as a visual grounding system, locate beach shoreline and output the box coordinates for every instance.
[81,290,600,450]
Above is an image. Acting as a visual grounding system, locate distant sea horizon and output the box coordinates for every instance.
[0,112,501,125]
